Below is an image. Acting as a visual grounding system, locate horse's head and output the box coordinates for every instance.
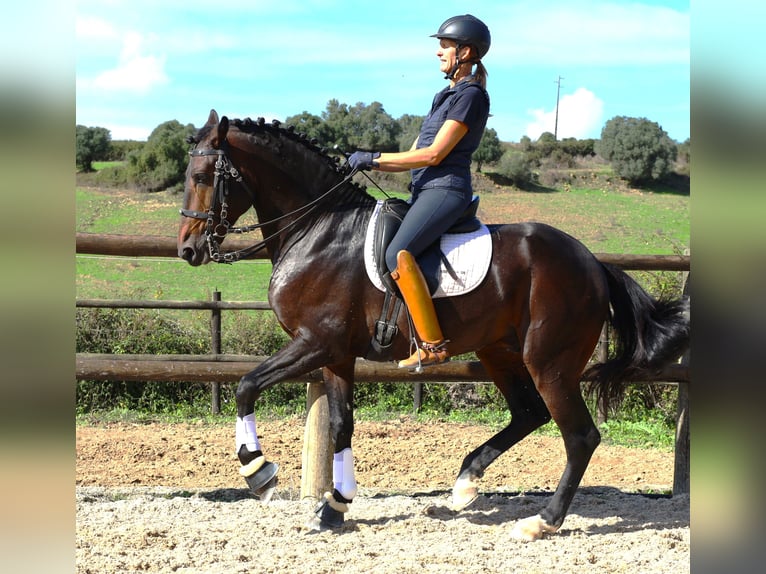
[178,109,255,266]
[178,108,375,266]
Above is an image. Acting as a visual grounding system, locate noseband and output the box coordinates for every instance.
[180,144,358,263]
[180,146,260,263]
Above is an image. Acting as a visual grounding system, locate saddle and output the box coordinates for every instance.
[369,197,482,356]
[374,196,482,295]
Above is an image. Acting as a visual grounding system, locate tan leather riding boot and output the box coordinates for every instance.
[391,250,449,369]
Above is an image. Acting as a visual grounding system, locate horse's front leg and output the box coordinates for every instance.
[235,338,333,500]
[308,360,357,531]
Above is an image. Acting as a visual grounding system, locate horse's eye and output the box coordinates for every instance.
[193,173,210,185]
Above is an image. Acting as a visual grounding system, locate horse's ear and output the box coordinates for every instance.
[217,116,230,147]
[206,109,219,127]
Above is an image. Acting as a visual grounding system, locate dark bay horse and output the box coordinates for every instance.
[178,110,689,540]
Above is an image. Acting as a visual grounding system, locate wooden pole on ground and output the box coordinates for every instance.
[210,291,222,414]
[300,381,333,501]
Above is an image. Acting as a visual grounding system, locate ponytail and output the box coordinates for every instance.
[472,61,488,90]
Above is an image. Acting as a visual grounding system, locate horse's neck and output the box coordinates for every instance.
[231,125,374,258]
[250,170,372,265]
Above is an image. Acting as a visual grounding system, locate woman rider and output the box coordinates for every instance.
[348,14,491,369]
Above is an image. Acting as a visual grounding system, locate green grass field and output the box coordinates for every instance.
[76,179,688,303]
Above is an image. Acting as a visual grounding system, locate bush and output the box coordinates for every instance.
[76,308,210,413]
[126,120,196,192]
[222,312,291,355]
[76,125,111,172]
[92,163,129,188]
[495,150,536,188]
[596,116,677,185]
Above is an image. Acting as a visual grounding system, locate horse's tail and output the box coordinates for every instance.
[584,262,690,411]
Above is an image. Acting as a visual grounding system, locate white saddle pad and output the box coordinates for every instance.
[364,200,493,298]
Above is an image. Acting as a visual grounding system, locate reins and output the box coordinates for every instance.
[180,144,359,263]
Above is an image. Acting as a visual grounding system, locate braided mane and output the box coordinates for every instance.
[189,116,375,205]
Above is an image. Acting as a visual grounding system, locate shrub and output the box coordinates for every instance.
[473,127,503,172]
[596,116,677,185]
[496,150,536,188]
[76,125,111,172]
[126,120,196,192]
[76,308,210,413]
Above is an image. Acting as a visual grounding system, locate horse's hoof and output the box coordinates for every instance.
[510,514,559,542]
[306,494,346,531]
[256,475,278,503]
[451,477,479,511]
[242,460,279,497]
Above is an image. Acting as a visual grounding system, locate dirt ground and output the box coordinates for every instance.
[76,418,689,573]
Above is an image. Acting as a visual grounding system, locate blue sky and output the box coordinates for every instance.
[75,0,689,144]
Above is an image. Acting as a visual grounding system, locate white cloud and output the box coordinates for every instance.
[525,88,604,140]
[90,31,168,94]
[104,124,153,141]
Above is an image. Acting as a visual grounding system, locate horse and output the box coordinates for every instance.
[177,109,689,540]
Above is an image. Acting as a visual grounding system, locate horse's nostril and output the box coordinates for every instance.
[181,247,195,263]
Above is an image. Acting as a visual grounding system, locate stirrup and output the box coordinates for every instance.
[398,340,450,371]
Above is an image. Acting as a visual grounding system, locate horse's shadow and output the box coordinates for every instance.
[174,486,689,536]
[411,486,689,536]
[196,488,258,502]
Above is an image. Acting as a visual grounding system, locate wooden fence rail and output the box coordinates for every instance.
[76,232,690,270]
[76,232,690,498]
[75,353,689,384]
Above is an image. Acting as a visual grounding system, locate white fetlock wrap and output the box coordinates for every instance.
[235,413,261,454]
[238,455,266,477]
[332,448,358,501]
[323,491,349,514]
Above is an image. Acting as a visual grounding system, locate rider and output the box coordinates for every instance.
[348,14,491,369]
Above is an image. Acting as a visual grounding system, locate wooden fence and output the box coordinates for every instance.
[76,232,690,498]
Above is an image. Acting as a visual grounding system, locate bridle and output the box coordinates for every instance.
[180,143,358,263]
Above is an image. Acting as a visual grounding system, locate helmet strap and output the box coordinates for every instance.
[445,44,479,81]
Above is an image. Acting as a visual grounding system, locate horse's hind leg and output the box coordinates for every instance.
[511,345,601,541]
[452,343,552,510]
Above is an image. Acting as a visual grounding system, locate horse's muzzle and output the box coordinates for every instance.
[178,235,209,266]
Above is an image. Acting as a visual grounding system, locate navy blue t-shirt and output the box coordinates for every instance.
[410,80,490,192]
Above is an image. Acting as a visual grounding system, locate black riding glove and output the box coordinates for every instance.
[348,151,381,171]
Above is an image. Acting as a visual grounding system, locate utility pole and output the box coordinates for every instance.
[554,75,564,141]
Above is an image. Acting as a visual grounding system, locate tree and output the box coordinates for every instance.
[126,120,196,192]
[284,111,334,146]
[596,116,677,184]
[559,137,596,157]
[321,100,400,152]
[396,114,424,151]
[76,125,111,172]
[321,99,351,150]
[535,131,557,157]
[473,127,503,172]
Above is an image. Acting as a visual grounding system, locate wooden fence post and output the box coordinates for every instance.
[673,265,690,495]
[301,381,333,501]
[413,382,423,413]
[210,291,222,414]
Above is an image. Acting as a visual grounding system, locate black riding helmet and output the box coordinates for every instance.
[431,14,491,59]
